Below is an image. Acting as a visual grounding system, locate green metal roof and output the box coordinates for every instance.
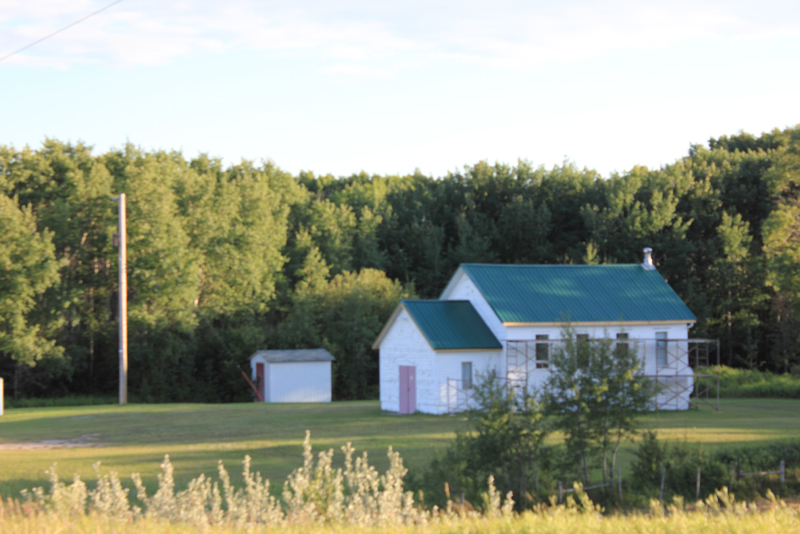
[402,299,502,350]
[460,264,696,324]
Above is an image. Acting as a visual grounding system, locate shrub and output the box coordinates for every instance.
[630,433,800,503]
[707,366,800,398]
[415,372,550,510]
[630,432,728,502]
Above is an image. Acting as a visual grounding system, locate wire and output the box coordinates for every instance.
[201,314,265,402]
[0,0,126,63]
[201,314,245,371]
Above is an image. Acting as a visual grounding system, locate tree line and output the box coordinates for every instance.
[1,126,799,402]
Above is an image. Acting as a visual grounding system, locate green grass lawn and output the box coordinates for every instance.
[1,398,799,500]
[0,401,467,499]
[641,398,800,444]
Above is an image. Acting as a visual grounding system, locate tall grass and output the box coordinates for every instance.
[4,431,512,528]
[2,432,798,534]
[708,366,800,398]
[2,487,798,534]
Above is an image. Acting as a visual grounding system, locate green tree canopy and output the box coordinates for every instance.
[0,194,62,365]
[277,268,412,400]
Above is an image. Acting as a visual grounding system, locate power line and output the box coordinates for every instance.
[0,0,126,63]
[201,314,265,402]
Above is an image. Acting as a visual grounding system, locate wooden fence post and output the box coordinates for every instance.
[558,481,563,503]
[696,466,701,501]
[609,465,613,497]
[780,460,785,485]
[447,380,450,415]
[730,463,735,489]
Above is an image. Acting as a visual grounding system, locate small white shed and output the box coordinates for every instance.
[249,349,335,403]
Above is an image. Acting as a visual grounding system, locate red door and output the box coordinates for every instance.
[256,363,265,402]
[399,365,416,414]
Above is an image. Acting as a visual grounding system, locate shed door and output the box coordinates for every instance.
[399,365,416,414]
[256,363,265,402]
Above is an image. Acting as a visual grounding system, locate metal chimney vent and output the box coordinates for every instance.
[642,247,656,270]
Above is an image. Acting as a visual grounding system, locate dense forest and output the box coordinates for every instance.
[1,126,799,402]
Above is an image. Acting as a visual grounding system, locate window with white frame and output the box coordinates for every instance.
[616,332,629,358]
[535,335,549,369]
[576,334,590,367]
[462,362,472,390]
[656,332,668,367]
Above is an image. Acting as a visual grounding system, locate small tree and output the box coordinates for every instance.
[544,325,654,488]
[421,371,549,509]
[469,371,550,506]
[276,267,413,400]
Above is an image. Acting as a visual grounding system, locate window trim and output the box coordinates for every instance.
[576,334,590,367]
[656,332,668,367]
[535,334,549,369]
[616,332,629,358]
[461,361,473,390]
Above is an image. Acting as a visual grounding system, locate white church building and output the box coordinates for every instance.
[373,249,715,414]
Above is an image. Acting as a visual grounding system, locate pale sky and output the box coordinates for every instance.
[2,0,799,178]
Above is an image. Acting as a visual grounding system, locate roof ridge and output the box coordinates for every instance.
[463,263,642,268]
[403,299,469,303]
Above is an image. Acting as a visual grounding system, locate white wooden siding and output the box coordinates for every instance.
[264,362,271,401]
[505,323,693,409]
[269,361,332,403]
[378,307,504,414]
[250,356,332,403]
[378,308,439,413]
[433,350,502,412]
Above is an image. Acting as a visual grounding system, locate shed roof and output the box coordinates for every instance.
[250,348,336,363]
[394,299,502,350]
[456,263,696,324]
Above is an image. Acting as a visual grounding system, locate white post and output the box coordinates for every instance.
[116,194,128,406]
[0,377,4,415]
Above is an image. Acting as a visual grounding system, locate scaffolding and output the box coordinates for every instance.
[446,337,720,414]
[446,378,472,414]
[646,337,720,411]
[446,376,529,415]
[506,338,563,393]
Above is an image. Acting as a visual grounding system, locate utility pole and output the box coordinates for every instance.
[114,193,128,405]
